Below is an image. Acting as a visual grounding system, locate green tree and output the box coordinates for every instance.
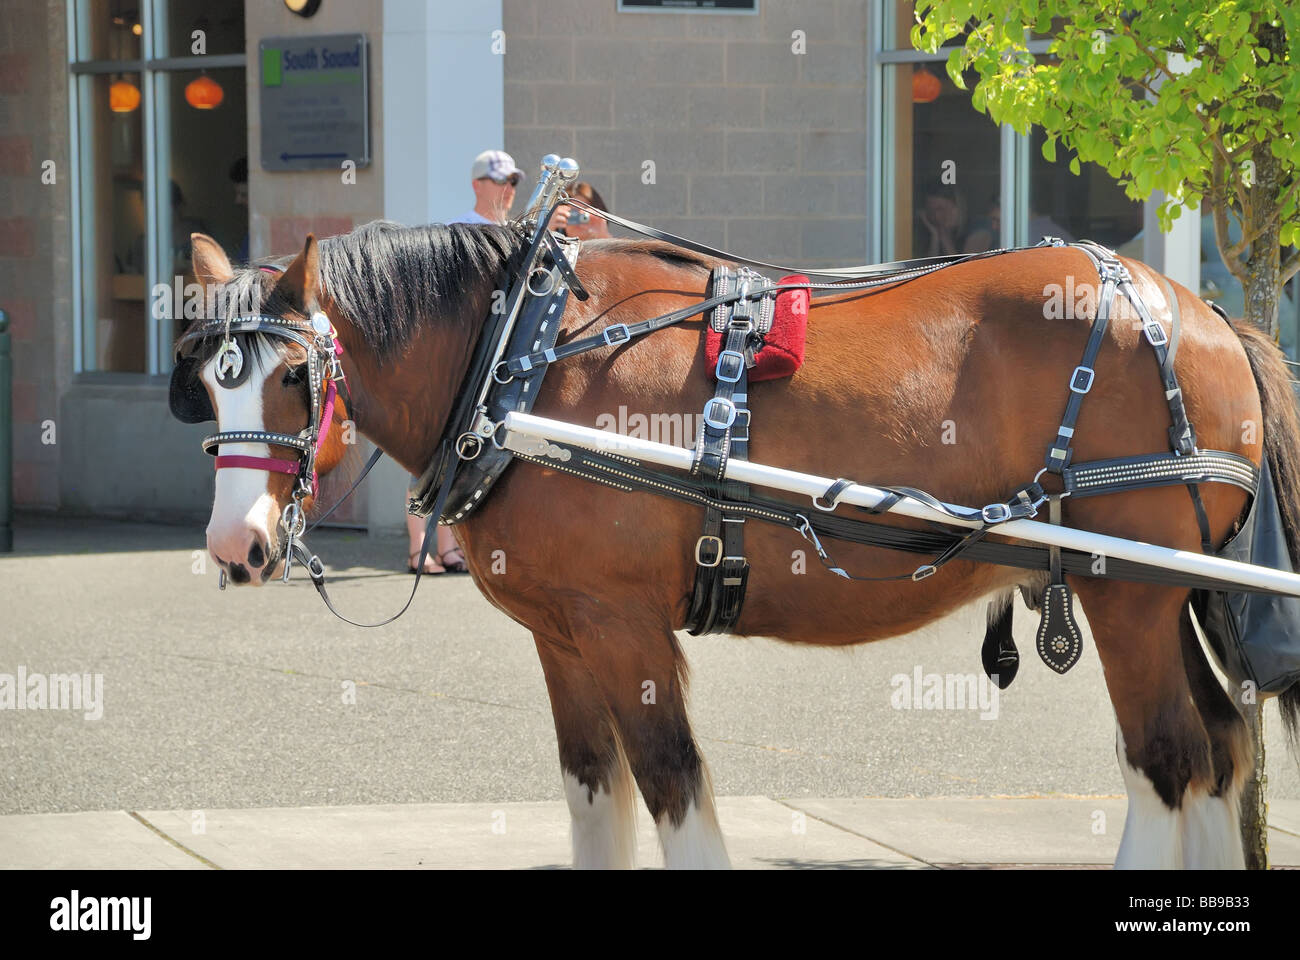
[912,1,1299,337]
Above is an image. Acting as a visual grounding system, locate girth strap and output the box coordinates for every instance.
[685,266,764,635]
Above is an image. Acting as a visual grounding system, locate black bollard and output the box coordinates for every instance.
[0,309,10,551]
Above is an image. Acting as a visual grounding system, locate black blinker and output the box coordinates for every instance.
[168,356,215,423]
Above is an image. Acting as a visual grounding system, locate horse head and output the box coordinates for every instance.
[172,232,352,585]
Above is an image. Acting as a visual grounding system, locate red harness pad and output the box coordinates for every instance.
[705,274,809,382]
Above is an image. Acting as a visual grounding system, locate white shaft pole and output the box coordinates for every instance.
[501,411,1300,597]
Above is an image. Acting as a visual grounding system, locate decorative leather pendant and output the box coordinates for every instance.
[1036,582,1083,674]
[214,336,246,386]
[981,598,1019,689]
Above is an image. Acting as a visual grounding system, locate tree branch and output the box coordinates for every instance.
[1212,152,1252,289]
[1283,248,1300,286]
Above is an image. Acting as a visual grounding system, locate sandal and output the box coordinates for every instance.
[408,551,446,575]
[439,547,470,574]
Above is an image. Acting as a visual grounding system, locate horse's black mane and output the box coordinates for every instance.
[198,221,709,365]
[210,220,530,363]
[318,221,530,358]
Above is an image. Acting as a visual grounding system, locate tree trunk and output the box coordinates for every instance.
[1243,143,1283,336]
[1239,699,1269,869]
[1236,18,1287,868]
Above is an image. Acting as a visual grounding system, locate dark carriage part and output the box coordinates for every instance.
[982,596,1019,689]
[1193,459,1300,695]
[168,356,215,423]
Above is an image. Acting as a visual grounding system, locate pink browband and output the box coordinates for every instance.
[213,333,344,498]
[215,455,300,476]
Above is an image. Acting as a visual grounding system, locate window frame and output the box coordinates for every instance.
[868,5,1063,261]
[66,0,246,377]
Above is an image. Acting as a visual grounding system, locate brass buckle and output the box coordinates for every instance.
[694,535,723,568]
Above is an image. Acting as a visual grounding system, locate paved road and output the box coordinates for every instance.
[1,515,1296,816]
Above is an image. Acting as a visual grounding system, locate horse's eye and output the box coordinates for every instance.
[282,363,308,386]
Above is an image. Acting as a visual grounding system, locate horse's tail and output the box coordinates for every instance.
[1230,317,1300,750]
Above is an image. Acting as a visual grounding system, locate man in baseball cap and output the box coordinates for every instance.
[405,148,529,575]
[453,149,526,226]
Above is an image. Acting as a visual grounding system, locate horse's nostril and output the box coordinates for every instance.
[228,563,251,585]
[248,541,265,568]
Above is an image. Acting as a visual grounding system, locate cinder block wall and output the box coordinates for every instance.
[245,1,384,260]
[502,0,868,268]
[0,0,70,508]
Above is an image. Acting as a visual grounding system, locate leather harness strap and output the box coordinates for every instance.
[684,267,770,634]
[1044,240,1216,553]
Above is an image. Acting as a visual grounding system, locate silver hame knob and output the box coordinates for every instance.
[540,153,560,173]
[556,157,580,181]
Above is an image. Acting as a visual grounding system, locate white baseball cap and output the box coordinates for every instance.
[471,150,525,185]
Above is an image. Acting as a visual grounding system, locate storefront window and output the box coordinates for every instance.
[1028,127,1142,251]
[881,63,1001,259]
[75,0,143,62]
[75,71,147,371]
[873,8,1143,263]
[156,66,249,346]
[70,0,247,374]
[160,0,246,58]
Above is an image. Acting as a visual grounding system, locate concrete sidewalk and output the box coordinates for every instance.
[4,797,1299,869]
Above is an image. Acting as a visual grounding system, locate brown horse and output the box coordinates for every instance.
[180,220,1300,869]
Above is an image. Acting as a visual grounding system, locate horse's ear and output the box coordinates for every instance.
[273,234,320,313]
[191,233,234,286]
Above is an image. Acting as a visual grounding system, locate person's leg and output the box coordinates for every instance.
[405,476,444,574]
[437,525,467,572]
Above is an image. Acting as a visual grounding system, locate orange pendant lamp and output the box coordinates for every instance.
[185,74,224,110]
[109,79,141,113]
[912,66,942,104]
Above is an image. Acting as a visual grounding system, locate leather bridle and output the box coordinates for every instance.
[175,307,347,583]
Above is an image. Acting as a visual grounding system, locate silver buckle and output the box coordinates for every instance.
[703,398,737,430]
[731,407,751,441]
[1070,366,1094,394]
[602,324,631,346]
[695,535,723,567]
[981,503,1011,524]
[1143,321,1168,347]
[715,349,745,383]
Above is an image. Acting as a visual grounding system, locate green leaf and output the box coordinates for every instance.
[1069,156,1081,176]
[1042,135,1058,162]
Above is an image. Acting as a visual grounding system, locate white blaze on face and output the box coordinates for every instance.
[203,342,282,574]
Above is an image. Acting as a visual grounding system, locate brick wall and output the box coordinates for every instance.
[502,0,868,268]
[0,1,70,509]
